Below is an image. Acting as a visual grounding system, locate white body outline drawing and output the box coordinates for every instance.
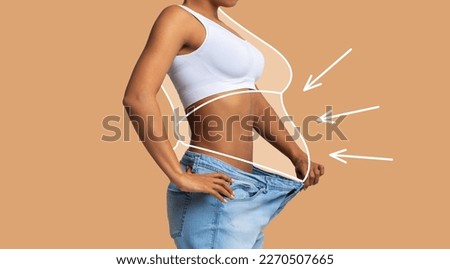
[161,7,311,183]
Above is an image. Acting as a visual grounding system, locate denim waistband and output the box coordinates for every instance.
[180,150,303,191]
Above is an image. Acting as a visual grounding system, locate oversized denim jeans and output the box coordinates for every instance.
[166,150,304,249]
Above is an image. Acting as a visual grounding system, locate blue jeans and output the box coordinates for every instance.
[166,150,304,249]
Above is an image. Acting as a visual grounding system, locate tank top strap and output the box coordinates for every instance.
[177,4,211,26]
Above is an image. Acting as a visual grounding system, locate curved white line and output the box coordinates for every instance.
[218,8,311,182]
[172,89,303,182]
[178,140,301,182]
[218,8,292,94]
[180,89,281,121]
[161,10,311,183]
[172,89,307,182]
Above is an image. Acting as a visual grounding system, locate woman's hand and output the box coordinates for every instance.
[293,158,325,191]
[173,166,235,202]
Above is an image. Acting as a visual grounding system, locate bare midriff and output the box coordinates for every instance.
[185,88,257,173]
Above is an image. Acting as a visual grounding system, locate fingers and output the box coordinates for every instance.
[302,163,325,191]
[313,166,321,185]
[303,180,310,191]
[319,164,325,175]
[209,172,233,183]
[214,178,234,197]
[183,167,235,202]
[209,190,227,203]
[309,169,316,185]
[202,172,234,200]
[211,183,234,200]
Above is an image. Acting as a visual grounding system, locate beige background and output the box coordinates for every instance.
[1,0,449,248]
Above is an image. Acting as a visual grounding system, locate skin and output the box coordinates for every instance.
[122,0,324,203]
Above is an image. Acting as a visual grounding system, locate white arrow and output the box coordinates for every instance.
[317,105,380,124]
[329,148,394,164]
[303,48,353,92]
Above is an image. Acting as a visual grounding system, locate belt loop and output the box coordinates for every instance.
[192,155,200,172]
[263,176,269,192]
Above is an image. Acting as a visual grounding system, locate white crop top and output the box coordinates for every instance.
[167,4,265,109]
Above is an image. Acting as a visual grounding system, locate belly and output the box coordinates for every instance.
[186,89,256,172]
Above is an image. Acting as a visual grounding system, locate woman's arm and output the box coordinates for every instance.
[252,84,324,189]
[122,5,233,202]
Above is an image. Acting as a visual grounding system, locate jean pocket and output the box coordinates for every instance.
[230,179,265,202]
[194,163,265,202]
[166,187,191,238]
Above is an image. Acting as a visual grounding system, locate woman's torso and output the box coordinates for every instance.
[168,4,265,173]
[185,89,257,173]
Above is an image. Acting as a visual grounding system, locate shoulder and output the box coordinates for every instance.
[149,5,191,42]
[156,4,189,24]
